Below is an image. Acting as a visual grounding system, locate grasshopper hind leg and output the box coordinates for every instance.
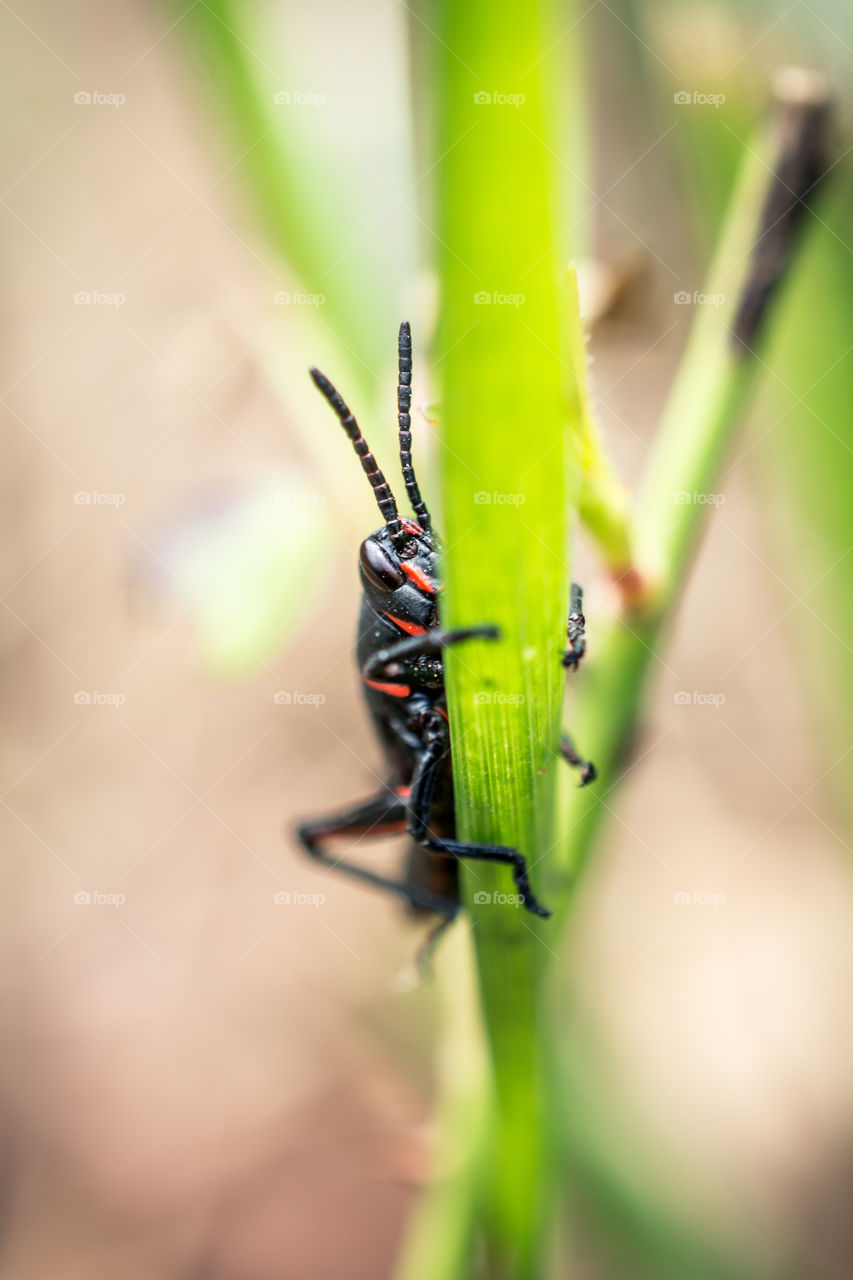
[296,791,458,916]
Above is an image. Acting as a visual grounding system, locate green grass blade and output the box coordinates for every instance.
[753,169,853,820]
[166,0,402,386]
[393,936,493,1280]
[554,82,831,894]
[424,0,583,1273]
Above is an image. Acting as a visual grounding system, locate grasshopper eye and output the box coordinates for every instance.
[359,539,405,590]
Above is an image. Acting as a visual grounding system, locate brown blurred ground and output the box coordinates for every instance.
[0,2,852,1278]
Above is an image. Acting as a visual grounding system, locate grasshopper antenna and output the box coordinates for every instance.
[310,367,406,548]
[397,321,432,530]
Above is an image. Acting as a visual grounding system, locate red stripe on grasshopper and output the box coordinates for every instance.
[401,561,438,594]
[364,677,411,697]
[384,612,429,637]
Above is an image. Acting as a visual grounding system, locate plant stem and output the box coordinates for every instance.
[553,73,832,897]
[425,0,582,1273]
[394,933,493,1280]
[396,71,830,1280]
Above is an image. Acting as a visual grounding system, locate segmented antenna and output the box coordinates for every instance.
[397,321,431,530]
[309,367,405,547]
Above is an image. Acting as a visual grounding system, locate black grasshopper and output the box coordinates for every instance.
[296,322,595,955]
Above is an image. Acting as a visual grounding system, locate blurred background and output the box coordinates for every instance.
[1,1,852,1277]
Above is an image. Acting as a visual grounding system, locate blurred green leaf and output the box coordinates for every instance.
[753,172,853,815]
[167,0,411,391]
[156,472,331,677]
